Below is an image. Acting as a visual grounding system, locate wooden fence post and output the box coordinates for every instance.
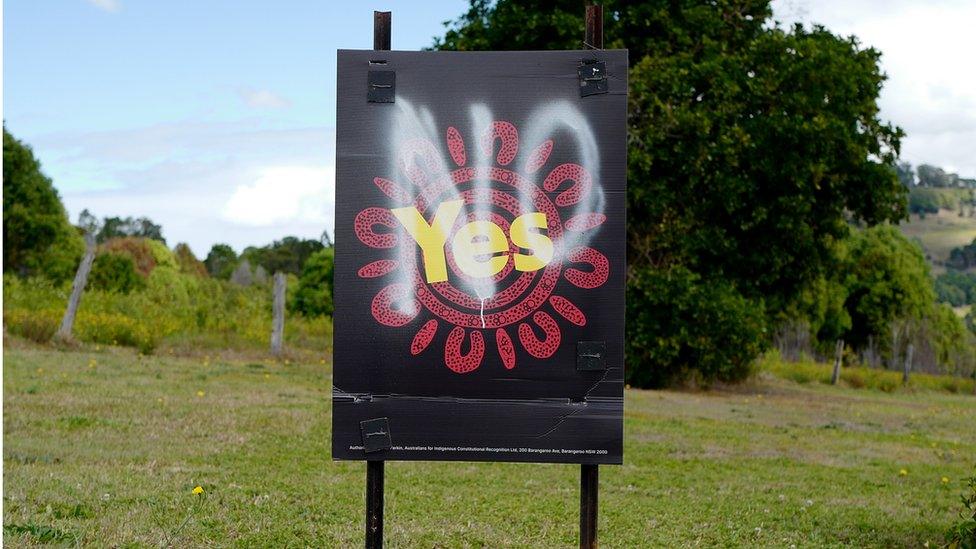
[830,339,843,385]
[902,343,914,384]
[55,233,96,342]
[271,272,286,356]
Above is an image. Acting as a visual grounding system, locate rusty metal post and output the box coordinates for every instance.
[585,4,603,49]
[373,11,391,51]
[364,11,391,549]
[365,459,384,548]
[580,463,599,548]
[581,5,602,549]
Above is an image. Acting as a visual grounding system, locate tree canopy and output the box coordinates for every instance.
[3,127,84,282]
[436,0,909,385]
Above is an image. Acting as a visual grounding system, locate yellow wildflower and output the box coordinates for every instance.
[192,486,204,495]
[899,469,908,476]
[196,390,205,397]
[941,476,949,484]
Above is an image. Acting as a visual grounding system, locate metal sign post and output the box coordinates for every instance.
[580,8,603,549]
[347,6,621,548]
[364,14,390,549]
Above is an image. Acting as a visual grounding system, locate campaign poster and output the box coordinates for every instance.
[332,49,627,464]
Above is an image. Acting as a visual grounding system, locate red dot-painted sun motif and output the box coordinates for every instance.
[354,121,609,374]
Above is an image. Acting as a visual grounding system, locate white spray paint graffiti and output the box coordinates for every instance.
[382,97,604,327]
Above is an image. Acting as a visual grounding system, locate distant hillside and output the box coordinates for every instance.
[900,206,976,273]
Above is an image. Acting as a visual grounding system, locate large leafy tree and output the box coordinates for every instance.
[3,127,84,282]
[204,243,238,279]
[97,215,166,244]
[435,0,906,385]
[241,236,324,276]
[842,225,935,351]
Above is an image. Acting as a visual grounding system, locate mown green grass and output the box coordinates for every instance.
[4,339,975,547]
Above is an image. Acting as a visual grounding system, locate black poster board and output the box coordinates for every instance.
[333,49,627,464]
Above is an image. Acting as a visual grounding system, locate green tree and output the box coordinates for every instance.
[97,215,166,244]
[935,271,976,305]
[291,247,334,317]
[947,239,976,270]
[436,1,906,385]
[908,187,941,216]
[917,164,959,188]
[204,244,238,280]
[241,236,324,276]
[895,161,915,187]
[842,225,935,352]
[3,127,84,282]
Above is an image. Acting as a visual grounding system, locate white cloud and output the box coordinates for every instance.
[86,0,120,13]
[238,88,292,109]
[223,165,334,227]
[772,0,976,177]
[32,120,337,253]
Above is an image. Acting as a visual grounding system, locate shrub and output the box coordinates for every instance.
[75,312,158,354]
[3,270,333,355]
[844,371,866,389]
[99,237,157,277]
[291,247,334,317]
[945,468,976,549]
[626,266,767,388]
[89,252,143,294]
[3,308,60,343]
[174,243,208,277]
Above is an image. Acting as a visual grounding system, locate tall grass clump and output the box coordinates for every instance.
[759,349,975,394]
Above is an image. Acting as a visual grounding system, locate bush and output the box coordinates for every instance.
[174,243,208,277]
[75,312,159,354]
[3,308,60,343]
[89,252,143,294]
[758,352,976,393]
[945,468,976,549]
[626,266,767,387]
[291,247,334,317]
[99,237,158,277]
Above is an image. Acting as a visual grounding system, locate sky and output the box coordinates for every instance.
[3,1,974,256]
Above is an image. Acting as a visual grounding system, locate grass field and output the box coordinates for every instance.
[3,340,975,547]
[900,209,976,270]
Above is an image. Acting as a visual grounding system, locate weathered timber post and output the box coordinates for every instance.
[903,343,914,385]
[55,232,96,342]
[830,339,844,385]
[271,271,286,356]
